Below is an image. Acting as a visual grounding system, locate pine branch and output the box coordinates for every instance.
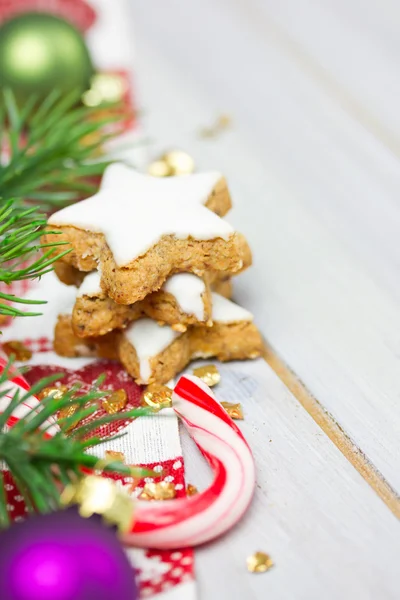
[0,199,69,317]
[0,363,152,524]
[0,89,130,207]
[0,91,134,317]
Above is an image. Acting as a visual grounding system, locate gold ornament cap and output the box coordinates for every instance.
[61,475,134,533]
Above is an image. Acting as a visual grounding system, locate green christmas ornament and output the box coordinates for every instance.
[0,12,94,105]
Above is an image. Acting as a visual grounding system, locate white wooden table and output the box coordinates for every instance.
[128,2,400,597]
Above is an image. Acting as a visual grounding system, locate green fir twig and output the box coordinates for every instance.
[0,363,152,525]
[0,89,129,206]
[0,199,69,317]
[0,90,132,318]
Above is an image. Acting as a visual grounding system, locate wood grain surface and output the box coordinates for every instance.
[128,1,400,597]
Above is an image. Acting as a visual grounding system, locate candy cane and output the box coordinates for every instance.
[1,359,255,548]
[123,374,256,549]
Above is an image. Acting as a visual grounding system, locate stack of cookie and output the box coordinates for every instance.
[45,163,264,385]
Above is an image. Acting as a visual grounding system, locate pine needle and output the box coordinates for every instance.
[0,89,129,206]
[0,90,132,318]
[0,363,152,524]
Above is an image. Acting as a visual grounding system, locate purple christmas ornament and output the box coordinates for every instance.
[0,508,137,600]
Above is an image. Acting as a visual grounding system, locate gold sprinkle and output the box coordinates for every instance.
[58,404,78,420]
[186,484,198,496]
[105,450,125,463]
[247,552,274,573]
[139,481,176,501]
[199,114,232,138]
[38,385,79,430]
[193,364,221,387]
[102,389,128,414]
[221,401,244,420]
[38,385,68,401]
[2,341,32,361]
[147,159,173,178]
[217,114,232,129]
[58,403,81,432]
[141,384,172,412]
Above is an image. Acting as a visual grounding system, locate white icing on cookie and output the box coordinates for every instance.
[76,271,102,298]
[211,293,253,323]
[48,176,234,267]
[101,163,222,207]
[163,274,206,321]
[124,319,182,382]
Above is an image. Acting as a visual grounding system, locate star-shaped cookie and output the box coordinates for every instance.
[117,293,264,384]
[100,163,232,216]
[54,294,264,384]
[45,167,250,304]
[71,270,213,337]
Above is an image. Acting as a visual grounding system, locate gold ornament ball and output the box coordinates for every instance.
[0,13,94,106]
[147,160,173,178]
[163,150,195,176]
[148,150,195,178]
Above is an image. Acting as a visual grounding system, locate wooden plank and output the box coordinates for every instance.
[133,0,400,303]
[263,343,400,519]
[132,3,400,492]
[182,360,400,599]
[243,0,400,152]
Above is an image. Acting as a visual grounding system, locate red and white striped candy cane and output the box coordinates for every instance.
[123,374,256,549]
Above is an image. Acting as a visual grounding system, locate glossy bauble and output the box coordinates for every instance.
[0,13,94,106]
[0,508,137,600]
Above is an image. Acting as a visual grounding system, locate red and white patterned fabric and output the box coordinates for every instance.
[1,273,196,599]
[0,0,97,31]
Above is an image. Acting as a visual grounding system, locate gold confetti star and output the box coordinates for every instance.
[38,385,69,401]
[247,552,274,573]
[58,403,79,420]
[199,114,232,138]
[139,481,176,501]
[193,364,221,387]
[102,389,127,414]
[186,484,198,496]
[105,450,125,462]
[141,384,172,412]
[221,401,244,420]
[2,341,32,361]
